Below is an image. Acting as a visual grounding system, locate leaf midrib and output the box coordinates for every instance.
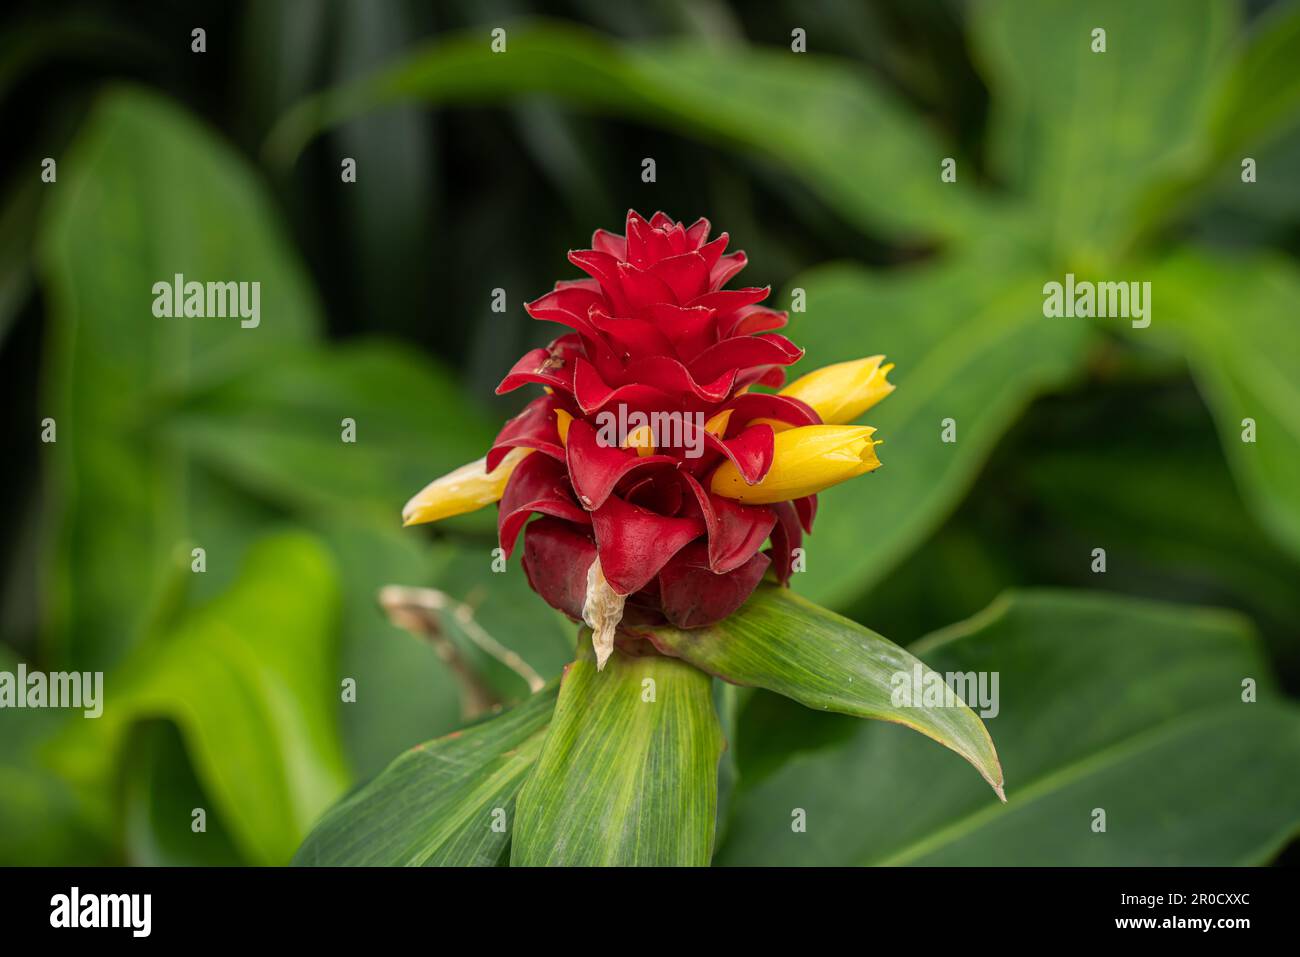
[868,705,1259,865]
[410,736,542,865]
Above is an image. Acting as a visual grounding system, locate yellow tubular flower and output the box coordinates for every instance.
[401,447,532,526]
[710,425,880,504]
[703,408,733,436]
[777,355,895,426]
[623,424,655,457]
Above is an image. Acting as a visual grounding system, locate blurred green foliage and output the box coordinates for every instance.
[722,591,1300,865]
[1,0,1298,865]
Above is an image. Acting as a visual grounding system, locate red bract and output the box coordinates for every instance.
[493,210,822,630]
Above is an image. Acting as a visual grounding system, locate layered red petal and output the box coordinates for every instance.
[484,210,842,630]
[590,495,704,595]
[498,451,589,557]
[656,543,771,630]
[521,518,596,620]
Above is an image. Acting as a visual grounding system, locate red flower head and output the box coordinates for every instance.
[405,211,894,667]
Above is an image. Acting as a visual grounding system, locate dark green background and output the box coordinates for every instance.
[2,0,1298,865]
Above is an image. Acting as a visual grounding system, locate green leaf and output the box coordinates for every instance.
[170,340,495,527]
[1209,0,1300,159]
[37,85,320,668]
[1150,250,1300,560]
[972,0,1235,259]
[162,339,517,774]
[1019,408,1300,676]
[781,244,1090,607]
[512,641,723,865]
[267,22,988,243]
[0,649,112,866]
[718,590,1300,865]
[711,679,746,849]
[295,684,559,867]
[645,582,1003,799]
[309,519,469,781]
[121,722,244,866]
[51,533,350,866]
[304,524,573,783]
[36,82,501,796]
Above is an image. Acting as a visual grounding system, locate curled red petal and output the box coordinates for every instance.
[794,494,818,534]
[617,261,678,310]
[624,210,661,267]
[766,501,803,585]
[644,303,717,362]
[591,228,626,259]
[523,290,623,372]
[685,217,711,247]
[556,277,602,293]
[738,365,788,390]
[721,306,789,338]
[698,421,775,485]
[624,355,736,403]
[589,309,674,358]
[635,212,689,261]
[565,417,677,511]
[624,469,685,515]
[723,392,822,433]
[591,495,704,595]
[521,518,595,620]
[681,473,777,573]
[573,355,735,413]
[525,284,605,333]
[498,451,589,557]
[495,344,576,394]
[648,251,711,304]
[688,333,803,385]
[568,249,629,314]
[689,287,769,317]
[573,357,677,415]
[656,542,770,629]
[668,225,691,255]
[697,233,728,272]
[709,251,748,290]
[486,395,565,471]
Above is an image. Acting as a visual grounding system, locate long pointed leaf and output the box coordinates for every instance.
[1210,0,1300,160]
[512,643,723,866]
[972,0,1235,256]
[642,582,1004,799]
[295,684,559,866]
[719,591,1300,866]
[52,533,348,866]
[1149,250,1300,561]
[267,22,989,243]
[37,87,320,669]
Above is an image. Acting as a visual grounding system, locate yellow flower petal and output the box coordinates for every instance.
[401,447,532,526]
[704,408,733,436]
[555,408,573,446]
[710,425,880,504]
[748,416,793,434]
[779,355,895,425]
[623,424,655,457]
